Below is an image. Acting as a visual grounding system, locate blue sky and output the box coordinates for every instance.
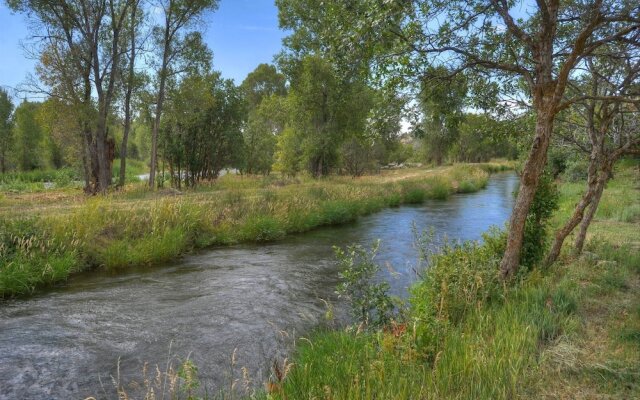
[0,0,286,96]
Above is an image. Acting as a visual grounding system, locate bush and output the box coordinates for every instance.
[410,229,505,360]
[521,171,559,269]
[335,240,395,329]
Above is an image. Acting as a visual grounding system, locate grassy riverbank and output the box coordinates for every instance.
[263,160,639,399]
[0,162,509,298]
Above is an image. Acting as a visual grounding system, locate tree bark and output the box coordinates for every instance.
[545,120,605,266]
[119,2,138,188]
[573,167,607,255]
[499,111,553,279]
[149,10,172,190]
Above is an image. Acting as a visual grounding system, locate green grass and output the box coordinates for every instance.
[0,163,509,297]
[261,159,639,400]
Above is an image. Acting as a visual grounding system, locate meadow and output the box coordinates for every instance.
[0,162,508,298]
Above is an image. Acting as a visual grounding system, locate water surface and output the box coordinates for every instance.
[0,172,518,399]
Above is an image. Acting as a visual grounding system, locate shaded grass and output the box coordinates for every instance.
[0,163,508,297]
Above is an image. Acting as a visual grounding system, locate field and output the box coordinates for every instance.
[0,162,509,298]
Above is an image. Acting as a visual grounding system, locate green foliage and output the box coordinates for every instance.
[410,230,504,359]
[241,215,286,242]
[240,63,287,109]
[427,176,451,199]
[451,114,519,163]
[547,146,572,178]
[0,167,78,187]
[0,218,82,297]
[417,67,467,165]
[562,158,590,182]
[242,95,287,175]
[403,187,427,203]
[13,100,44,171]
[161,72,245,187]
[521,171,559,269]
[276,55,374,177]
[335,240,395,329]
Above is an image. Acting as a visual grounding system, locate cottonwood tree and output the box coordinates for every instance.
[0,88,14,173]
[546,48,640,265]
[13,100,43,171]
[277,0,640,278]
[240,64,288,175]
[10,0,137,193]
[118,0,143,187]
[147,0,219,189]
[240,63,287,109]
[282,56,371,177]
[417,67,467,165]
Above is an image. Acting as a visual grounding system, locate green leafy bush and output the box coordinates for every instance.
[521,171,559,269]
[410,230,505,360]
[335,240,395,329]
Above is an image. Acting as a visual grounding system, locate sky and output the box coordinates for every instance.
[0,0,286,98]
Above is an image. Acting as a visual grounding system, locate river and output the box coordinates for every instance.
[0,172,518,399]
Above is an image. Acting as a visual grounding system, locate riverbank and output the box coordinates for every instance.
[0,162,511,298]
[264,160,639,399]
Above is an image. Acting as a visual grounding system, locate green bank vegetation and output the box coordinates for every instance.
[0,162,507,298]
[257,160,639,400]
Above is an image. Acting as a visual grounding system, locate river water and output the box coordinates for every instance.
[0,172,518,399]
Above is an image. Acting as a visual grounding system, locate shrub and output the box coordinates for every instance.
[335,240,395,329]
[521,171,559,269]
[410,229,504,360]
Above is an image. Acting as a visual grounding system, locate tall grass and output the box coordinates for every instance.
[263,160,638,400]
[0,163,502,297]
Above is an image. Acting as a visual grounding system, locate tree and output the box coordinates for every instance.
[161,72,245,187]
[240,63,287,109]
[13,100,43,171]
[417,67,467,165]
[545,48,640,266]
[148,0,220,189]
[0,89,14,173]
[243,95,287,175]
[277,0,640,278]
[118,0,143,187]
[240,64,288,175]
[452,114,520,163]
[10,0,138,193]
[38,98,85,170]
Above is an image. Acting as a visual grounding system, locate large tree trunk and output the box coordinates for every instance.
[499,111,553,279]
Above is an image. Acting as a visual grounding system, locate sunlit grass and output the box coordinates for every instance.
[0,162,508,297]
